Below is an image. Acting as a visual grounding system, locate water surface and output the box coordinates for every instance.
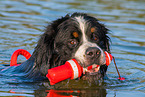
[0,0,145,96]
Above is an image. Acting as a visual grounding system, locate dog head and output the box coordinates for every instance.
[33,13,110,83]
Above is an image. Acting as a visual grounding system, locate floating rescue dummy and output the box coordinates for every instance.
[46,51,113,85]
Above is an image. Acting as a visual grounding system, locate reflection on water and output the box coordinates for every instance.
[0,0,145,96]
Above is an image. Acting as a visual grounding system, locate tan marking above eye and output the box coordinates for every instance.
[73,32,79,38]
[91,27,95,33]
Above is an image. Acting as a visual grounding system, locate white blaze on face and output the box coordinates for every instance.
[74,16,104,65]
[75,16,87,43]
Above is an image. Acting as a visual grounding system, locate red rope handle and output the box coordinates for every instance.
[10,49,31,66]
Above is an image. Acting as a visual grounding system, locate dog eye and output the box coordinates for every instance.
[92,33,99,42]
[68,39,78,48]
[70,40,76,45]
[93,36,97,41]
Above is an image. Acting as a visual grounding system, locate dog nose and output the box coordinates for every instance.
[86,47,101,58]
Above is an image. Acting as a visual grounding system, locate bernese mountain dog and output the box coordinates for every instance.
[2,12,110,86]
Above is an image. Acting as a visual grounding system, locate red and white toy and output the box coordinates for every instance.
[46,59,83,85]
[46,51,113,85]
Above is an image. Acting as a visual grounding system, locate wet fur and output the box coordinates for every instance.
[1,13,110,84]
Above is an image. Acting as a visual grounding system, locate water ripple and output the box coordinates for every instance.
[0,0,145,96]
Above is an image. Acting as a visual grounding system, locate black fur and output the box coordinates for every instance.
[1,13,110,85]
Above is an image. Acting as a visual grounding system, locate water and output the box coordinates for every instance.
[0,0,145,96]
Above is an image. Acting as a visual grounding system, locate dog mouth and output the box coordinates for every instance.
[83,64,100,75]
[81,64,102,83]
[76,60,104,83]
[76,60,101,76]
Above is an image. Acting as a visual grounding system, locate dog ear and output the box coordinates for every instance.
[99,23,111,53]
[32,16,70,76]
[105,35,111,53]
[95,24,110,53]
